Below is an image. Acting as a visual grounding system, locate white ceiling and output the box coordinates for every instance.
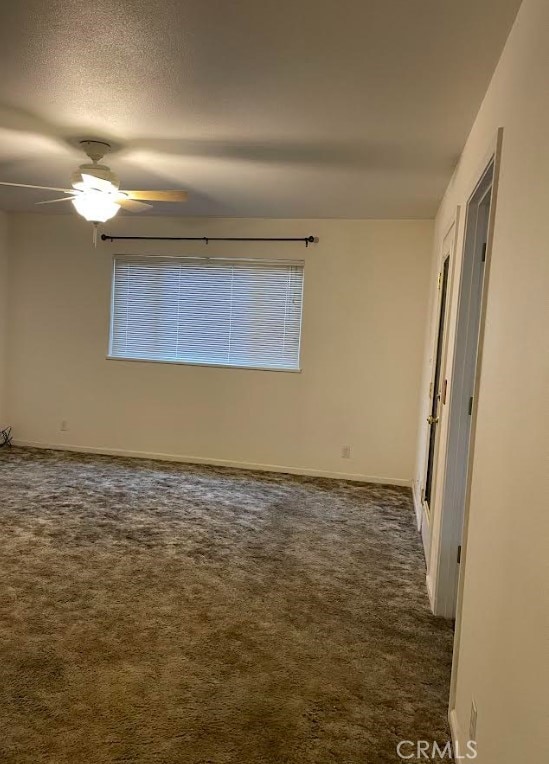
[0,0,521,219]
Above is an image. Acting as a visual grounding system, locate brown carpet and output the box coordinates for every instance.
[0,447,453,763]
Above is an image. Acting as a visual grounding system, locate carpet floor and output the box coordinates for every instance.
[0,448,454,763]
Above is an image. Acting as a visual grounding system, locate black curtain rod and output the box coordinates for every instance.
[101,234,316,247]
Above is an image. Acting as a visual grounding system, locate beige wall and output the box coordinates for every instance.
[5,213,432,484]
[0,211,7,424]
[416,0,549,760]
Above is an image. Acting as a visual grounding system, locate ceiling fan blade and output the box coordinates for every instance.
[123,189,188,202]
[117,198,153,212]
[80,174,117,193]
[35,196,77,205]
[0,181,74,193]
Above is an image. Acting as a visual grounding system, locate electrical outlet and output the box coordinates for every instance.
[469,699,478,742]
[60,420,68,432]
[341,445,351,459]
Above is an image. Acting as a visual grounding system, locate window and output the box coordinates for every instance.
[109,255,304,371]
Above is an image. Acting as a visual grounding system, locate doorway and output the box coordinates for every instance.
[431,147,500,620]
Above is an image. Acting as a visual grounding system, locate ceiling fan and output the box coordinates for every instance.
[0,139,188,234]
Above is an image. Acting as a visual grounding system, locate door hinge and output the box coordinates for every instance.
[481,242,487,262]
[457,545,462,564]
[438,272,442,289]
[468,396,474,415]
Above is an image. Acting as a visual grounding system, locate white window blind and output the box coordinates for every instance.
[109,255,304,371]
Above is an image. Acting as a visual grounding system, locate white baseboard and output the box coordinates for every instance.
[425,571,435,613]
[12,440,412,487]
[412,480,423,530]
[448,707,461,754]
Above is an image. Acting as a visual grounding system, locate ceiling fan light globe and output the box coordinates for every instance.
[72,193,120,223]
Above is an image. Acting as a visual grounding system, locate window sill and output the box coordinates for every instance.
[106,356,302,373]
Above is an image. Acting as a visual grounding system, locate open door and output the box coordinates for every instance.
[419,222,455,564]
[423,254,450,514]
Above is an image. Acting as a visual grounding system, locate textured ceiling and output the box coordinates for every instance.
[0,0,521,219]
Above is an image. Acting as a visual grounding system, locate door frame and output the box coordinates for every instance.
[432,164,494,618]
[448,130,503,729]
[422,130,503,621]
